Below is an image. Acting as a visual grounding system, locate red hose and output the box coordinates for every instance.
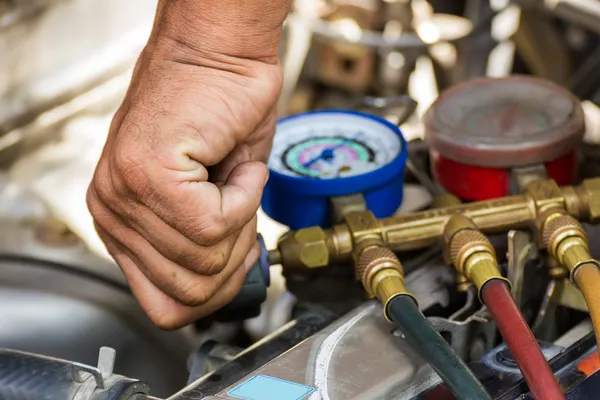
[481,279,564,400]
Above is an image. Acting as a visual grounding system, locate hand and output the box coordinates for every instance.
[86,16,284,329]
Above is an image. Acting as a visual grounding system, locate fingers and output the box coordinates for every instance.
[219,160,268,232]
[97,224,250,329]
[89,183,257,306]
[246,107,277,162]
[209,145,269,235]
[90,177,240,276]
[244,240,262,273]
[209,144,254,186]
[102,134,266,248]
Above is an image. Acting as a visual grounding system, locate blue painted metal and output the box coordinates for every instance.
[261,110,408,229]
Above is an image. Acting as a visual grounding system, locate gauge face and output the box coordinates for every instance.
[433,78,575,144]
[425,76,585,168]
[269,112,402,180]
[463,102,551,137]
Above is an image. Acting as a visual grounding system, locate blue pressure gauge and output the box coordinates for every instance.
[261,110,408,229]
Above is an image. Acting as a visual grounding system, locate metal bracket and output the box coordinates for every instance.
[556,279,589,312]
[71,347,116,390]
[507,230,539,309]
[510,164,548,195]
[531,279,561,339]
[428,289,497,362]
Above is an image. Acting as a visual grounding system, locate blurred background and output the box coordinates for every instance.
[1,0,600,397]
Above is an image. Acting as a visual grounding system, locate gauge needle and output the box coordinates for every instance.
[303,134,363,168]
[303,141,346,168]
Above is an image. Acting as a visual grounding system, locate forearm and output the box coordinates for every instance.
[151,0,292,62]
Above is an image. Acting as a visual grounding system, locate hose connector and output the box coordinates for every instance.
[444,214,510,299]
[542,212,600,284]
[356,245,416,321]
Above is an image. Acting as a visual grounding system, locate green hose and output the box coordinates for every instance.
[387,296,491,400]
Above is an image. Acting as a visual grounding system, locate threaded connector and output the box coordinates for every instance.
[356,246,416,321]
[356,246,397,289]
[542,212,600,284]
[444,214,510,297]
[353,237,387,280]
[542,213,586,256]
[449,230,495,270]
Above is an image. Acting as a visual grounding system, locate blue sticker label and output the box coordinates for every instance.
[228,374,314,400]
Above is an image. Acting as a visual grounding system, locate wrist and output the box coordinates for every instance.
[150,0,291,64]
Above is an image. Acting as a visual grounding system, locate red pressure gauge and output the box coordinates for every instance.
[425,76,585,201]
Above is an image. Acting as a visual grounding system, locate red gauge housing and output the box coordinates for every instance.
[425,76,584,201]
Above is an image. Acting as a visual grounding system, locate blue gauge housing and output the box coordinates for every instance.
[261,110,408,229]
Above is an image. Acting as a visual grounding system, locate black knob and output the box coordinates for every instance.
[214,235,270,322]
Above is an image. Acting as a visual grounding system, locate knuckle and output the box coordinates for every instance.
[172,278,218,307]
[112,142,149,196]
[86,186,99,216]
[188,214,228,246]
[89,164,118,206]
[147,311,185,331]
[196,250,229,275]
[175,290,208,308]
[86,185,112,227]
[90,179,115,207]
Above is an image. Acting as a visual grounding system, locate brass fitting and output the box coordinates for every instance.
[347,212,417,321]
[344,210,386,278]
[274,178,600,272]
[277,227,331,270]
[576,178,600,223]
[443,214,510,298]
[542,213,600,283]
[356,245,416,321]
[431,192,462,209]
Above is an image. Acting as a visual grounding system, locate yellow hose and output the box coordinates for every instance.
[574,263,600,358]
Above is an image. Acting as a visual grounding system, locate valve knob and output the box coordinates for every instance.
[213,234,270,322]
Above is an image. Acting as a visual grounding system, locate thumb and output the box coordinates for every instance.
[220,161,269,231]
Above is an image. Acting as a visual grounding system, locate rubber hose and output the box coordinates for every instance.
[481,279,564,400]
[573,263,600,359]
[0,349,78,400]
[387,296,491,400]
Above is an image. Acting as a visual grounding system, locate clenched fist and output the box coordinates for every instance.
[87,0,290,329]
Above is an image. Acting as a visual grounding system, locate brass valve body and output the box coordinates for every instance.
[542,213,600,283]
[356,245,415,321]
[275,178,600,271]
[443,214,509,296]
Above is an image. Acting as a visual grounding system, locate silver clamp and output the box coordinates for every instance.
[71,347,116,390]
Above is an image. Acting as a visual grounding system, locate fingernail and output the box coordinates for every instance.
[244,241,261,273]
[263,167,270,186]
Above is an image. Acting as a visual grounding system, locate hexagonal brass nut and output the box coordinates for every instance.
[296,227,329,269]
[581,178,600,223]
[278,227,330,270]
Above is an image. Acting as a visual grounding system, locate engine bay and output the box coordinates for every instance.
[3,0,600,399]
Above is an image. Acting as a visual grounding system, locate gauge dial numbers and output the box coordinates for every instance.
[269,112,402,180]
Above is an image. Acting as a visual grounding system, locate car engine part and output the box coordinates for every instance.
[4,1,600,399]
